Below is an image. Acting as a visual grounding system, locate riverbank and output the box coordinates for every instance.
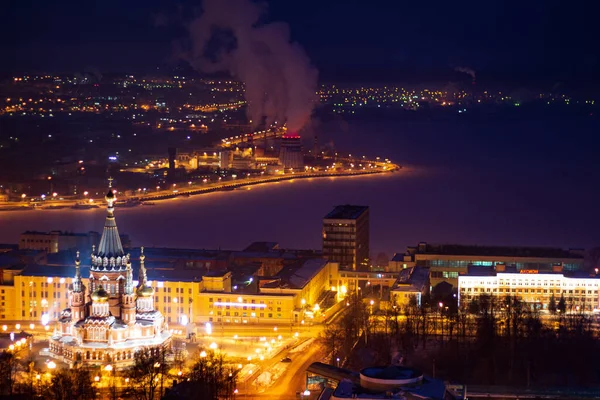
[0,163,400,212]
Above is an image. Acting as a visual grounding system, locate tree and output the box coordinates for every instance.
[557,293,567,314]
[319,323,345,364]
[0,350,21,396]
[128,347,170,400]
[49,370,73,400]
[164,350,238,400]
[548,294,557,315]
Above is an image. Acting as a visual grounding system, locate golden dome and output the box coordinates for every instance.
[136,285,154,297]
[91,285,109,302]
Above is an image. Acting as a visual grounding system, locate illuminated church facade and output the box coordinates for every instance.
[49,183,171,368]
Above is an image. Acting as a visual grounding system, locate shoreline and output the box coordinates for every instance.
[0,164,400,212]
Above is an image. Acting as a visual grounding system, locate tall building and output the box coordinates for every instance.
[49,182,171,368]
[390,242,585,288]
[279,134,303,170]
[322,205,370,271]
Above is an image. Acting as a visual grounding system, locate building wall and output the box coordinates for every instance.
[323,210,369,271]
[0,262,342,326]
[416,254,584,288]
[14,275,72,322]
[0,285,16,320]
[458,273,600,312]
[152,280,199,325]
[19,233,59,253]
[196,292,296,325]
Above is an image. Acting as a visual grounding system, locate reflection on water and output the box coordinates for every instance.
[1,113,600,256]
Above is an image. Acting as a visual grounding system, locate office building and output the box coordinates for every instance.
[458,265,600,312]
[323,205,370,271]
[390,242,584,288]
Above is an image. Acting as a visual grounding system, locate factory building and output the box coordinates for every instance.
[279,134,303,170]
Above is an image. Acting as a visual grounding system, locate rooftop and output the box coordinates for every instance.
[261,258,329,290]
[21,230,96,237]
[393,266,429,293]
[461,265,599,278]
[409,242,584,259]
[324,205,369,220]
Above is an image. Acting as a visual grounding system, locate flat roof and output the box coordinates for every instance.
[410,243,584,259]
[461,265,599,279]
[324,205,369,220]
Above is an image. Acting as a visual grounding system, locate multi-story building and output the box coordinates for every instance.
[323,205,370,271]
[19,230,130,254]
[391,242,584,288]
[458,265,600,312]
[194,258,338,326]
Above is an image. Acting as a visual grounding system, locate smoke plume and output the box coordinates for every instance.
[185,0,318,133]
[454,66,476,81]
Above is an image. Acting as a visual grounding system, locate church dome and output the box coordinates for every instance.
[136,285,154,297]
[91,285,109,302]
[105,189,116,203]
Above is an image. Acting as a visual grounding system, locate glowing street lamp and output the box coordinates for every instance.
[47,361,56,370]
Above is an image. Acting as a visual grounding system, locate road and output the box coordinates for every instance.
[242,339,325,400]
[0,159,399,210]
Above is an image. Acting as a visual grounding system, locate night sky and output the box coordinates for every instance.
[2,0,598,84]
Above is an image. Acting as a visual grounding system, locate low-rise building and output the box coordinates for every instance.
[390,266,430,308]
[19,230,130,254]
[458,265,600,312]
[394,242,584,289]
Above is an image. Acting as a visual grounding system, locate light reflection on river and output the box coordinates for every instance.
[1,112,600,257]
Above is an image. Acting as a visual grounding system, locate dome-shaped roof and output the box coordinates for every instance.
[105,189,115,201]
[137,285,154,297]
[91,285,109,302]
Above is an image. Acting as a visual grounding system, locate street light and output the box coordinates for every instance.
[105,364,115,400]
[47,361,56,370]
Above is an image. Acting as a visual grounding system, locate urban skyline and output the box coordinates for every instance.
[2,0,600,399]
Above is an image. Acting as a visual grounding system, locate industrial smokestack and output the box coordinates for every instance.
[185,0,319,133]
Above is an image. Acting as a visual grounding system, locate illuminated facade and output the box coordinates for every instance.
[48,184,171,368]
[458,266,600,312]
[393,242,584,288]
[323,205,370,271]
[279,135,303,170]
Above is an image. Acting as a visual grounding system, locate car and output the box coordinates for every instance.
[281,357,292,363]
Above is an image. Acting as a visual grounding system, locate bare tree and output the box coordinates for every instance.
[319,323,345,364]
[128,347,170,400]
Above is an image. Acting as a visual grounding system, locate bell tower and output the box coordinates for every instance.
[121,255,136,325]
[70,251,86,323]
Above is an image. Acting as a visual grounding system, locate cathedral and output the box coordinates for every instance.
[49,183,171,368]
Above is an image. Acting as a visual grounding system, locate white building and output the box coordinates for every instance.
[458,265,600,312]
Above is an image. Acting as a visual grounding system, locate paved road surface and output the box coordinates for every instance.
[245,340,325,400]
